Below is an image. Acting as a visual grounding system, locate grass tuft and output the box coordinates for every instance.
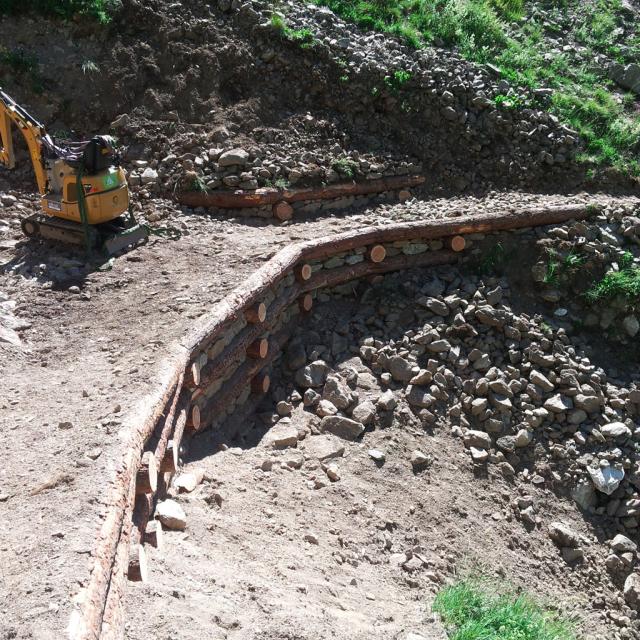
[587,252,640,302]
[433,579,577,640]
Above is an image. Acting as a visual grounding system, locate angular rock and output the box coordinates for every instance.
[463,430,491,449]
[295,360,329,388]
[601,421,631,438]
[304,434,345,461]
[611,534,638,555]
[406,385,435,408]
[388,355,415,382]
[544,394,573,413]
[548,522,580,548]
[218,148,249,167]
[351,400,376,425]
[156,499,187,531]
[266,424,299,448]
[320,416,365,441]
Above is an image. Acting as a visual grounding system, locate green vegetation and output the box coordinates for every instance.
[587,252,640,302]
[332,157,358,177]
[477,241,506,275]
[188,175,209,194]
[433,579,576,640]
[384,69,412,92]
[543,247,586,285]
[314,0,640,175]
[0,0,118,22]
[0,46,37,74]
[271,14,318,48]
[81,60,99,74]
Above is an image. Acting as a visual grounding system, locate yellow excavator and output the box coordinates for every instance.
[0,87,148,254]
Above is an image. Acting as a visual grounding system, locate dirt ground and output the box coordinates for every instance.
[0,191,638,638]
[124,289,624,640]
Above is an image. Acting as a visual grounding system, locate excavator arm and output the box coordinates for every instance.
[0,88,49,195]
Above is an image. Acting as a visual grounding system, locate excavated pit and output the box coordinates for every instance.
[119,210,640,639]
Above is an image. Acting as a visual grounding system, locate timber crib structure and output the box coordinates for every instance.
[71,204,596,639]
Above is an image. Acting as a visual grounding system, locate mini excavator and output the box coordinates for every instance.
[0,87,148,255]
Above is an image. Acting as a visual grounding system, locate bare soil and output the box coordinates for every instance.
[0,191,637,638]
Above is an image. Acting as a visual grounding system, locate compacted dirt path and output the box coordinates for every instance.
[0,191,637,637]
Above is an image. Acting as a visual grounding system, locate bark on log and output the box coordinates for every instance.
[135,451,158,496]
[182,205,592,358]
[152,375,184,481]
[201,326,292,424]
[304,251,458,292]
[191,283,301,393]
[176,175,425,209]
[160,407,187,474]
[244,302,267,324]
[81,354,186,640]
[366,244,386,263]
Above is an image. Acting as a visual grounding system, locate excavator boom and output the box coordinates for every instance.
[0,88,48,194]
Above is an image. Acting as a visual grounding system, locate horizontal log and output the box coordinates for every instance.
[186,404,201,432]
[295,263,312,282]
[201,325,293,427]
[251,372,271,394]
[176,175,426,209]
[191,282,301,393]
[304,250,458,292]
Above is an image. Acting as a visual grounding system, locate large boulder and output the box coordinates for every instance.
[320,416,365,441]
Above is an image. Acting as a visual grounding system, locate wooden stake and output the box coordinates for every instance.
[143,520,164,551]
[298,293,313,313]
[127,544,148,582]
[295,263,312,282]
[135,451,158,495]
[244,302,267,324]
[446,235,466,252]
[247,338,268,359]
[366,244,386,263]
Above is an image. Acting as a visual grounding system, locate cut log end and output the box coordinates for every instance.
[135,451,158,495]
[273,201,294,221]
[295,263,312,282]
[187,404,201,432]
[247,337,269,359]
[127,544,148,583]
[244,301,267,324]
[190,361,201,387]
[298,293,313,313]
[251,372,271,395]
[144,520,164,551]
[448,235,466,252]
[367,244,386,263]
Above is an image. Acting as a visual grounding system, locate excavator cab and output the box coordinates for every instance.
[0,87,147,255]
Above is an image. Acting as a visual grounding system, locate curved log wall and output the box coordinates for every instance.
[71,203,596,639]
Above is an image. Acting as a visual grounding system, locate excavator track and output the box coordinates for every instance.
[20,212,149,255]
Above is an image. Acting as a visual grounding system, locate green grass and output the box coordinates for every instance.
[314,0,640,175]
[433,579,577,640]
[332,157,359,177]
[587,252,640,302]
[271,14,318,48]
[0,0,118,21]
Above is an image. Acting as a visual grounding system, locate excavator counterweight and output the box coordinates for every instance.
[0,87,147,255]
